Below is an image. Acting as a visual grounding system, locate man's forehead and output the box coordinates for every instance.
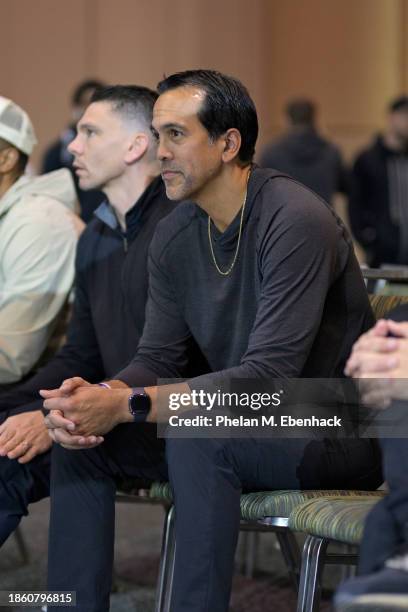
[152,86,205,126]
[77,100,119,127]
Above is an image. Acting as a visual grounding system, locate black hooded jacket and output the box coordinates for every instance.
[260,127,348,203]
[349,135,408,266]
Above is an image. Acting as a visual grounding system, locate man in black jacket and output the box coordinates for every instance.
[260,98,348,205]
[43,70,381,612]
[0,84,176,545]
[349,96,408,267]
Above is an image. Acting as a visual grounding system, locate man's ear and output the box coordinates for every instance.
[0,147,20,173]
[124,133,149,164]
[221,128,241,163]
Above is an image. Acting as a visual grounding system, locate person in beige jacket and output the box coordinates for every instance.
[0,96,83,386]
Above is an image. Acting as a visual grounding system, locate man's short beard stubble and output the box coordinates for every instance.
[165,174,194,202]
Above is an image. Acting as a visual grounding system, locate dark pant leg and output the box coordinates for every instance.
[382,437,408,536]
[166,436,381,612]
[358,497,400,574]
[358,436,408,573]
[47,423,167,612]
[0,451,50,546]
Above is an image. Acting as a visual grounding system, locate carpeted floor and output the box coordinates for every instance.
[0,497,337,611]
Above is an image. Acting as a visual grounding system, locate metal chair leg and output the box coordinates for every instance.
[275,529,301,590]
[14,525,29,564]
[163,532,176,612]
[240,531,259,578]
[155,505,176,612]
[297,535,328,612]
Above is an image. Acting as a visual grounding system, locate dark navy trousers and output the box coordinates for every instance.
[0,451,50,546]
[357,305,408,575]
[45,426,381,612]
[358,436,408,574]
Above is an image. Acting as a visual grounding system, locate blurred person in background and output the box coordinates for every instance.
[349,95,408,267]
[42,79,105,222]
[260,97,348,204]
[0,96,82,388]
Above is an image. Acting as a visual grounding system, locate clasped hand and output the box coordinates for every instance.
[41,377,124,450]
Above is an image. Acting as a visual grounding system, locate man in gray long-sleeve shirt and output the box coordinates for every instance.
[42,70,381,612]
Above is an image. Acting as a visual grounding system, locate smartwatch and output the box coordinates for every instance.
[128,387,151,423]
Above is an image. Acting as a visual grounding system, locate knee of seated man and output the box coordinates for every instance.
[50,440,101,470]
[165,428,234,469]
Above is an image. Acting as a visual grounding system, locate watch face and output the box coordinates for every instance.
[129,389,151,421]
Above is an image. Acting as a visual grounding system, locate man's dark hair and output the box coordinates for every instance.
[91,85,158,128]
[0,137,28,174]
[157,69,258,164]
[72,79,106,107]
[389,95,408,113]
[285,98,316,126]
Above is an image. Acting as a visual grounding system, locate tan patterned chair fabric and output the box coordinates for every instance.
[240,489,382,522]
[369,294,408,321]
[150,481,172,502]
[147,484,383,523]
[288,495,384,545]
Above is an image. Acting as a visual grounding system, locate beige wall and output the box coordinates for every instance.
[2,0,408,170]
[263,0,405,158]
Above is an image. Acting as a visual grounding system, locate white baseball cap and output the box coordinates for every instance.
[0,96,37,156]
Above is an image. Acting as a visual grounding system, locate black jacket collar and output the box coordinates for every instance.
[93,176,165,242]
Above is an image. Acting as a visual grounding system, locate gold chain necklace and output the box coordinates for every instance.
[207,170,250,276]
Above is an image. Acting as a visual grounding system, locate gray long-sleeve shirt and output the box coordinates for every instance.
[117,168,373,389]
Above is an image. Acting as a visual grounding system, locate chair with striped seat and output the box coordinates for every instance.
[238,489,384,589]
[151,484,383,612]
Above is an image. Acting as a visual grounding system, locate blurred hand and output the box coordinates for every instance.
[345,319,399,378]
[345,319,408,407]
